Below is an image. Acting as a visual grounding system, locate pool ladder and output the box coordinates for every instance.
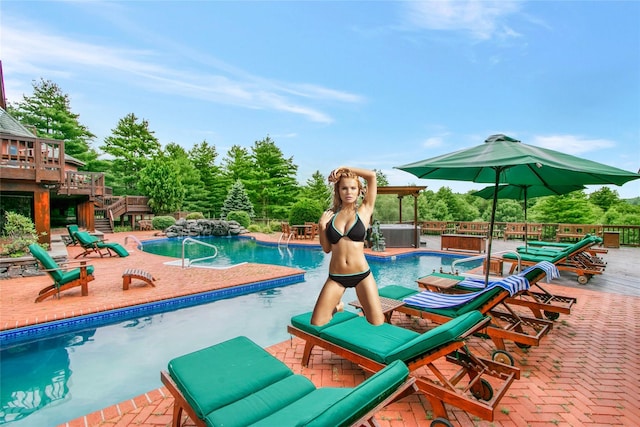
[182,237,219,269]
[124,235,144,251]
[446,250,522,282]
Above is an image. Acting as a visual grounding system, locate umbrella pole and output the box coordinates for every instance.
[485,170,500,286]
[524,188,528,251]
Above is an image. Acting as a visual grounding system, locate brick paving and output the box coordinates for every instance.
[2,231,639,426]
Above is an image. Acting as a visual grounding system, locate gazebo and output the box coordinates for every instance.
[376,186,427,248]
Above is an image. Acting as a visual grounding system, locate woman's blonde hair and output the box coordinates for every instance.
[329,168,365,211]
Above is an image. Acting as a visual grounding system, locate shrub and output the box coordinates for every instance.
[113,225,132,233]
[152,215,176,230]
[0,212,43,257]
[185,212,205,220]
[227,211,250,229]
[247,224,261,232]
[288,199,323,226]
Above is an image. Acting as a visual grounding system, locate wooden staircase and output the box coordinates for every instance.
[94,218,113,234]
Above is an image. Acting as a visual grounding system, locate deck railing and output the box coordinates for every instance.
[418,221,639,246]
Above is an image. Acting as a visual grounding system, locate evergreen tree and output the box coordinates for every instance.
[165,143,207,214]
[189,141,229,218]
[138,155,186,214]
[8,78,97,166]
[221,179,255,219]
[222,145,253,182]
[248,136,299,220]
[101,113,161,195]
[300,170,332,208]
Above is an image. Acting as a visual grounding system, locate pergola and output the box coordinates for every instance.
[376,186,427,246]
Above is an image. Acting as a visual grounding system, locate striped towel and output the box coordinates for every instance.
[402,275,530,309]
[454,261,560,290]
[521,261,560,282]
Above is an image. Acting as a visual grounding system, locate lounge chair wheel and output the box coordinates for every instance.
[471,378,494,401]
[577,275,589,285]
[515,341,531,349]
[492,349,515,366]
[431,417,453,427]
[544,310,560,321]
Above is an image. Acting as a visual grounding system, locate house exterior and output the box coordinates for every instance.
[0,107,107,245]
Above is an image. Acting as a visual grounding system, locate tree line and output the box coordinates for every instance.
[8,79,640,226]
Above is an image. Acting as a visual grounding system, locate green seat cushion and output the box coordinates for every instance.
[59,265,95,283]
[29,243,93,284]
[168,336,294,420]
[378,285,418,300]
[253,360,410,427]
[205,374,316,427]
[290,310,359,336]
[98,241,130,257]
[319,317,420,363]
[320,311,484,364]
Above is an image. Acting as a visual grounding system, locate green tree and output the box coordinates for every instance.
[375,169,389,186]
[138,155,185,214]
[222,145,253,182]
[8,78,97,166]
[101,113,161,195]
[189,141,229,218]
[247,136,299,220]
[165,143,206,214]
[221,179,255,219]
[300,170,331,209]
[529,192,602,224]
[589,187,620,212]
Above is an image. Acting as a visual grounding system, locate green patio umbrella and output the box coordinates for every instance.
[471,183,586,250]
[395,134,640,285]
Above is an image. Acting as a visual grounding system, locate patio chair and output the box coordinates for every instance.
[29,243,95,302]
[419,262,576,321]
[287,310,520,424]
[73,231,130,258]
[62,224,80,246]
[160,335,418,427]
[376,263,557,356]
[501,235,605,284]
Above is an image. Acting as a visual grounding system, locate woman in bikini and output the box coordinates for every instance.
[310,166,384,326]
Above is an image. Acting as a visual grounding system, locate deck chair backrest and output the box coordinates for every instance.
[67,225,80,243]
[29,244,63,283]
[75,231,99,245]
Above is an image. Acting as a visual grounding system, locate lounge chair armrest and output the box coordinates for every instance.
[41,260,92,272]
[459,316,491,339]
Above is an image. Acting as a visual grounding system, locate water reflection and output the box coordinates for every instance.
[0,330,95,424]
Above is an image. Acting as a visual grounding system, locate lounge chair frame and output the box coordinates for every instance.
[288,315,519,423]
[161,370,417,427]
[29,243,95,302]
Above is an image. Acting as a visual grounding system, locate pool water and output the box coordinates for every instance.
[0,237,479,427]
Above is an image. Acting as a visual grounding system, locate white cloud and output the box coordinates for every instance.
[532,134,615,155]
[1,20,361,124]
[402,0,522,40]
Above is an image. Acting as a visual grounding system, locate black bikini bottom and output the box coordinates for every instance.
[329,270,371,288]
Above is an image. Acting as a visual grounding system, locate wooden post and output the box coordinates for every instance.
[33,188,51,246]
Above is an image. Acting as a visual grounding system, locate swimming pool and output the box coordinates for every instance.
[0,237,480,426]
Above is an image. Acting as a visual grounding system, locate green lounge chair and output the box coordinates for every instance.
[288,310,520,425]
[376,263,556,355]
[73,231,129,258]
[29,243,95,302]
[160,335,418,427]
[418,267,576,321]
[62,224,80,246]
[502,235,605,284]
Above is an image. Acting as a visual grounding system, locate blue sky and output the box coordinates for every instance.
[2,1,639,198]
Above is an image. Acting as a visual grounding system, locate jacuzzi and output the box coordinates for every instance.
[379,224,421,248]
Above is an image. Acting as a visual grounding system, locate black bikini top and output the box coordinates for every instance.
[326,211,367,244]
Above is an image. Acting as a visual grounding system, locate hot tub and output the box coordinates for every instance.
[379,224,421,248]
